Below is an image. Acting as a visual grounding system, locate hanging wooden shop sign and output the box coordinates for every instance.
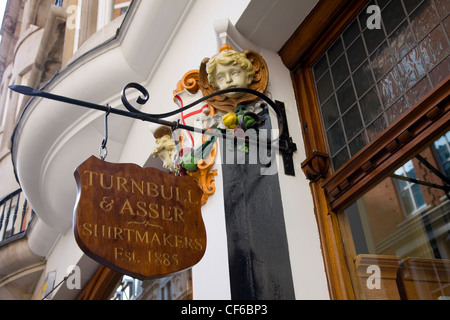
[73,156,206,280]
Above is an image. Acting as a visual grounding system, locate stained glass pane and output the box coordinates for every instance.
[332,148,350,170]
[314,0,449,171]
[314,55,328,80]
[367,115,387,142]
[327,121,346,156]
[383,0,407,35]
[353,62,374,97]
[331,55,350,88]
[321,96,340,129]
[343,105,363,140]
[316,71,334,103]
[419,26,449,71]
[398,47,426,90]
[386,96,409,124]
[349,132,368,156]
[406,76,432,106]
[358,0,375,31]
[360,87,382,124]
[377,0,390,9]
[370,41,396,80]
[444,15,450,37]
[404,0,425,13]
[429,55,450,85]
[328,39,344,63]
[337,79,356,113]
[378,65,404,107]
[410,0,440,40]
[343,20,360,48]
[364,26,385,54]
[434,0,450,18]
[389,20,416,60]
[347,37,367,71]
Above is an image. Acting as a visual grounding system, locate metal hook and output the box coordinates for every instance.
[100,105,111,160]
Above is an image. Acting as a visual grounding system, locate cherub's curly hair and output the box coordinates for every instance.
[207,50,255,88]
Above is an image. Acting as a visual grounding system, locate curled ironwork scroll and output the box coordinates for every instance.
[9,83,297,174]
[120,82,284,135]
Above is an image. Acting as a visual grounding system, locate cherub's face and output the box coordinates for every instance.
[214,63,253,98]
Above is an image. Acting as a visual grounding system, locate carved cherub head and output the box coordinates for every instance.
[199,46,268,113]
[151,126,176,172]
[207,50,255,99]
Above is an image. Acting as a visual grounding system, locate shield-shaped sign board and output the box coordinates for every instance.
[73,156,206,280]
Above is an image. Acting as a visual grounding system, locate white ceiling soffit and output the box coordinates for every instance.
[235,0,319,52]
[11,0,195,233]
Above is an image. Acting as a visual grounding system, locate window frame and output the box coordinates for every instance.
[280,0,449,299]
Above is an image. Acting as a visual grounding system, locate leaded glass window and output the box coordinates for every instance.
[313,0,450,171]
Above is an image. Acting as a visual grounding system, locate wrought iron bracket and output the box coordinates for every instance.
[389,154,450,197]
[276,101,297,176]
[10,83,297,175]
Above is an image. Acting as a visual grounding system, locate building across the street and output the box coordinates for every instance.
[0,0,449,300]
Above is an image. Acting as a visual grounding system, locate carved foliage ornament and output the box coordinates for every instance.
[171,70,218,206]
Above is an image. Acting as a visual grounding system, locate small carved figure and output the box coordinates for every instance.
[150,45,269,204]
[151,126,176,172]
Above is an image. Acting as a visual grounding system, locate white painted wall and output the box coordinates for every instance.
[118,0,329,300]
[28,0,329,300]
[261,49,329,299]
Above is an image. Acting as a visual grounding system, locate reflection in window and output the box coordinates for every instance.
[339,131,450,299]
[393,160,426,215]
[111,276,139,300]
[110,270,192,300]
[113,0,131,19]
[313,0,450,171]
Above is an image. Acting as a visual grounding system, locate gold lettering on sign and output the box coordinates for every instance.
[83,170,199,205]
[114,200,185,223]
[115,247,139,263]
[80,222,204,251]
[100,197,114,212]
[74,156,206,280]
